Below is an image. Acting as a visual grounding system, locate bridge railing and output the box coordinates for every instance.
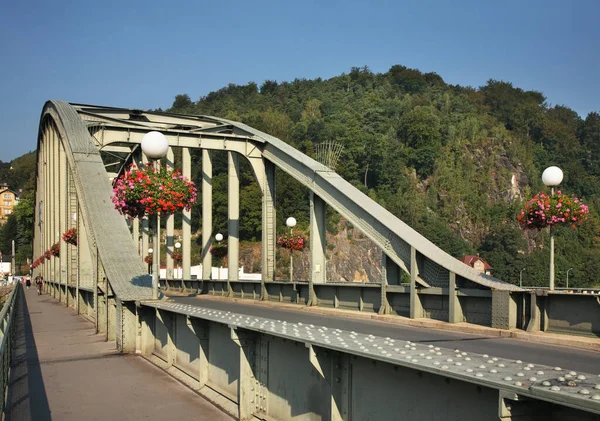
[162,278,499,326]
[136,299,600,421]
[0,283,21,413]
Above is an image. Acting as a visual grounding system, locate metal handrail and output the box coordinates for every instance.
[0,283,21,414]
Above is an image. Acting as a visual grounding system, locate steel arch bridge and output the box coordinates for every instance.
[32,101,521,349]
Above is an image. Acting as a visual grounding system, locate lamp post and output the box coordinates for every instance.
[141,131,169,299]
[542,166,563,291]
[215,233,223,279]
[286,217,296,283]
[147,248,153,274]
[519,268,526,288]
[175,242,181,280]
[566,267,573,289]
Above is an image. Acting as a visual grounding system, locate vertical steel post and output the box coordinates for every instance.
[549,187,555,291]
[165,148,175,282]
[202,150,213,281]
[182,148,192,281]
[228,152,240,283]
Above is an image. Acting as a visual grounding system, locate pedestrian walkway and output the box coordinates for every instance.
[4,288,233,421]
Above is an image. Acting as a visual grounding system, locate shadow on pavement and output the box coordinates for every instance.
[4,293,51,421]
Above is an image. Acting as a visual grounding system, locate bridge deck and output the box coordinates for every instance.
[4,289,233,421]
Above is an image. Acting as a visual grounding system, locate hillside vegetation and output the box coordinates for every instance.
[167,65,600,288]
[3,65,599,286]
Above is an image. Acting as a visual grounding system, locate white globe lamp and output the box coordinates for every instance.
[286,217,297,228]
[141,131,169,159]
[542,166,563,187]
[215,233,224,242]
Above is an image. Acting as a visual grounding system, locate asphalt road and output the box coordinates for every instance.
[169,295,600,375]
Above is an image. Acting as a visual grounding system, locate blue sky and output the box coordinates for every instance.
[1,0,598,162]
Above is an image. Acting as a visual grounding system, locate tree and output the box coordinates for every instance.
[171,94,194,112]
[581,112,600,176]
[479,222,527,283]
[398,106,441,178]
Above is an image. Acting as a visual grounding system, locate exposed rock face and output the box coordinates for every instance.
[325,225,383,283]
[239,223,384,283]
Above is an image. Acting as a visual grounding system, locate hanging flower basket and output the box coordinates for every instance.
[210,244,228,258]
[171,249,182,264]
[518,191,589,230]
[144,254,153,265]
[277,233,306,250]
[111,163,197,219]
[50,243,60,257]
[62,228,78,246]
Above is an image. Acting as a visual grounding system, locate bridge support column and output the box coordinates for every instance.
[308,193,326,306]
[59,144,68,298]
[121,301,137,352]
[166,148,175,284]
[68,172,80,314]
[231,327,257,421]
[202,150,213,281]
[525,292,541,332]
[410,247,424,318]
[228,152,240,293]
[132,218,140,255]
[139,152,150,262]
[260,161,276,300]
[448,272,464,323]
[182,148,192,283]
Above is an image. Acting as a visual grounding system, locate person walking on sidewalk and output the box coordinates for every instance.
[35,275,44,295]
[25,276,31,289]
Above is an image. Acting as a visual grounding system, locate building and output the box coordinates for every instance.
[461,254,493,276]
[0,183,19,224]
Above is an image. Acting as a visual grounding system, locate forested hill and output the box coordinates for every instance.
[167,65,600,288]
[0,151,36,274]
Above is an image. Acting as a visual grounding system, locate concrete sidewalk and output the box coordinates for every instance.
[4,288,233,421]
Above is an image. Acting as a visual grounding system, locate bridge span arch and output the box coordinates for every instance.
[33,101,522,349]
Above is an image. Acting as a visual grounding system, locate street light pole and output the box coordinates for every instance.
[519,268,526,288]
[175,241,181,280]
[286,217,297,283]
[215,233,223,280]
[141,131,169,299]
[542,166,563,291]
[566,267,573,289]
